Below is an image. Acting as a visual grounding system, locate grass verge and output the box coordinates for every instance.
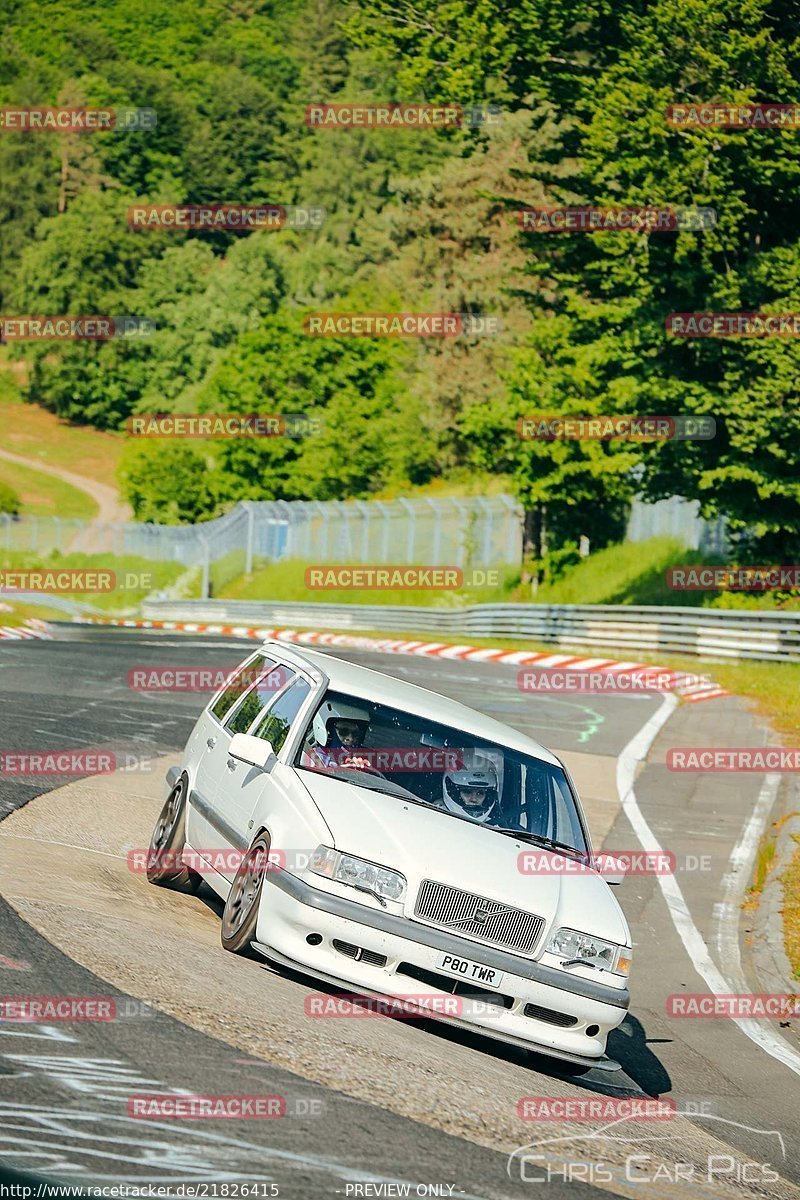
[0,458,97,520]
[0,599,66,627]
[219,558,518,607]
[0,365,124,491]
[0,550,187,612]
[782,837,800,980]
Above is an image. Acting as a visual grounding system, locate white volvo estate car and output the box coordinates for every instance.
[149,641,631,1072]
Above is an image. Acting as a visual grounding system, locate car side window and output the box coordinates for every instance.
[252,678,312,754]
[210,655,276,723]
[226,664,295,735]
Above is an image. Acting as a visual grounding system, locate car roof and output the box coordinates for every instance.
[261,640,561,767]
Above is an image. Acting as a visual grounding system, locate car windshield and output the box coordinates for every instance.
[295,689,589,854]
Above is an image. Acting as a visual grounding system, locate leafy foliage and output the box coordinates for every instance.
[2,0,799,553]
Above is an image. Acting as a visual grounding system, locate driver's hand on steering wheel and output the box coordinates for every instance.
[339,755,384,776]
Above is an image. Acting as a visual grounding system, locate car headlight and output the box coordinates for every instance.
[309,845,407,903]
[546,927,632,977]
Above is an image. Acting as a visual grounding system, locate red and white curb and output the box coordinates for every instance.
[0,618,52,641]
[76,616,728,702]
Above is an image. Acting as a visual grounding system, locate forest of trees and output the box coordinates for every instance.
[2,0,800,560]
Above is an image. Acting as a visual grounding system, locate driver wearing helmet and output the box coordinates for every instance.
[442,757,500,825]
[306,697,376,772]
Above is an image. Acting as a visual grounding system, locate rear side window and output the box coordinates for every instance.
[226,665,296,734]
[252,678,313,755]
[210,655,277,723]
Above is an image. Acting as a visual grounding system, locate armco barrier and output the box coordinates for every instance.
[140,600,800,663]
[79,617,727,701]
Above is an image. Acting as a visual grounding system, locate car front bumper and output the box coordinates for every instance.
[256,868,629,1070]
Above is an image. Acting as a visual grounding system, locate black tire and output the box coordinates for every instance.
[220,832,271,955]
[146,774,201,891]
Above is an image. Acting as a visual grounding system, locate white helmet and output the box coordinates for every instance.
[312,697,371,749]
[443,757,499,822]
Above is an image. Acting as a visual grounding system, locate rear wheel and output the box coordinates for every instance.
[221,833,271,955]
[146,774,201,891]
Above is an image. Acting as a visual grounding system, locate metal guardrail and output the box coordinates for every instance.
[141,599,800,663]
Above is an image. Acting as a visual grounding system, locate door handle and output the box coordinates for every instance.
[226,758,237,771]
[206,737,216,750]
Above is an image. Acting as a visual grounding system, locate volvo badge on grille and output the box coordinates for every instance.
[472,907,490,925]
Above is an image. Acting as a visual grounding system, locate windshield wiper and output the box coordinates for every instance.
[491,827,588,860]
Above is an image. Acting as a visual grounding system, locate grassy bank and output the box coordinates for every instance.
[782,840,800,980]
[0,457,97,520]
[0,599,66,627]
[220,538,800,611]
[0,365,124,491]
[0,550,187,612]
[220,558,519,607]
[523,537,800,609]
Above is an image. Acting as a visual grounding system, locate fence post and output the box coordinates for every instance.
[379,502,391,561]
[200,536,211,599]
[480,497,493,564]
[452,498,469,568]
[244,502,255,575]
[398,498,415,563]
[427,498,442,566]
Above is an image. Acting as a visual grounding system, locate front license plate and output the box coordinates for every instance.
[435,952,504,989]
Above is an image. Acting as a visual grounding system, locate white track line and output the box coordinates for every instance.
[618,696,800,1077]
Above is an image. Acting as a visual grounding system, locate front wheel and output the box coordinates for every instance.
[146,774,201,891]
[220,833,271,955]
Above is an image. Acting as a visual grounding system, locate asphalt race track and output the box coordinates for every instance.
[0,624,799,1199]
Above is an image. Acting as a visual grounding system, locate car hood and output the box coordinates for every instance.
[299,771,629,945]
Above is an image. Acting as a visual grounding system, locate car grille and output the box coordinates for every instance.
[413,879,544,955]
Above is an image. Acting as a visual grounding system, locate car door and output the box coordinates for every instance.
[193,654,327,883]
[229,673,320,879]
[187,651,283,856]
